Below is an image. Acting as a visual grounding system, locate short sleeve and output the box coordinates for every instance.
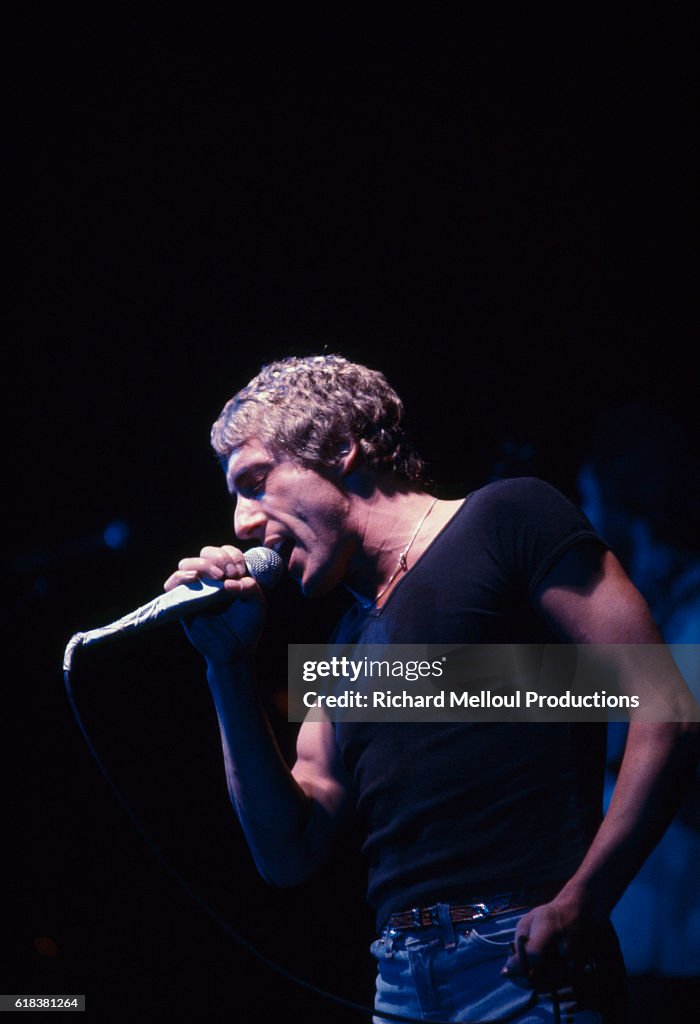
[472,477,606,598]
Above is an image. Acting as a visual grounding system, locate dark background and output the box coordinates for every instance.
[8,6,698,1022]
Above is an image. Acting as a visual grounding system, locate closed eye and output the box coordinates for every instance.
[248,479,265,498]
[226,453,275,500]
[236,473,267,499]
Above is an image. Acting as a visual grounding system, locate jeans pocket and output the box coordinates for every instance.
[465,922,517,950]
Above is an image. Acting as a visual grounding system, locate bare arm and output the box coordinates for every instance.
[505,545,699,976]
[165,546,349,887]
[208,663,349,885]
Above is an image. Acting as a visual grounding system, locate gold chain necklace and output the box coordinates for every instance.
[356,496,438,610]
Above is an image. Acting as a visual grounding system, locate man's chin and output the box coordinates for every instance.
[298,570,337,600]
[299,579,323,599]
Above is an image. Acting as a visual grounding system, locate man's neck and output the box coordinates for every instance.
[344,481,462,607]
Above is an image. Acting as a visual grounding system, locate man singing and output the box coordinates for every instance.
[164,354,697,1022]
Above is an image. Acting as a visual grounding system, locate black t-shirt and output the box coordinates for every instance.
[332,477,608,928]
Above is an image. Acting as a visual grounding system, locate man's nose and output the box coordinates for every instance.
[234,496,267,540]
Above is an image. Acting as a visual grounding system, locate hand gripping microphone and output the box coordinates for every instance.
[63,546,284,672]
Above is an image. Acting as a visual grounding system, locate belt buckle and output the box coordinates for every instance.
[467,902,491,920]
[407,905,441,928]
[410,906,424,928]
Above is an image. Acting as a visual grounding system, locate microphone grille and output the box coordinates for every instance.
[244,546,284,589]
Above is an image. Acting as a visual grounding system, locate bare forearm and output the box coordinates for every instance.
[164,546,341,884]
[509,721,699,976]
[558,721,700,916]
[206,661,328,885]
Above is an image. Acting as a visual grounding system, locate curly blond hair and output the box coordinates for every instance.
[211,354,426,483]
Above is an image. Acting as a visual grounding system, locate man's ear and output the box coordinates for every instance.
[337,440,361,477]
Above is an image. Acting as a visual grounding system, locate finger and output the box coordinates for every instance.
[220,545,249,578]
[503,940,528,977]
[223,575,263,598]
[197,546,247,578]
[179,556,226,578]
[502,951,525,977]
[503,942,544,982]
[513,913,533,950]
[517,935,530,974]
[503,917,533,977]
[199,545,239,561]
[523,908,559,957]
[197,545,259,580]
[163,569,199,592]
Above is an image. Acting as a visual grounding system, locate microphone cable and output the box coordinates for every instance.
[64,654,555,1024]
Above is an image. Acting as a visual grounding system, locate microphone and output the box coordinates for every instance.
[63,546,284,672]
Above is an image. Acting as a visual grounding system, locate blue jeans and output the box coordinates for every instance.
[371,905,627,1023]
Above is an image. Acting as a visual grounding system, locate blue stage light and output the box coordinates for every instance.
[103,520,131,550]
